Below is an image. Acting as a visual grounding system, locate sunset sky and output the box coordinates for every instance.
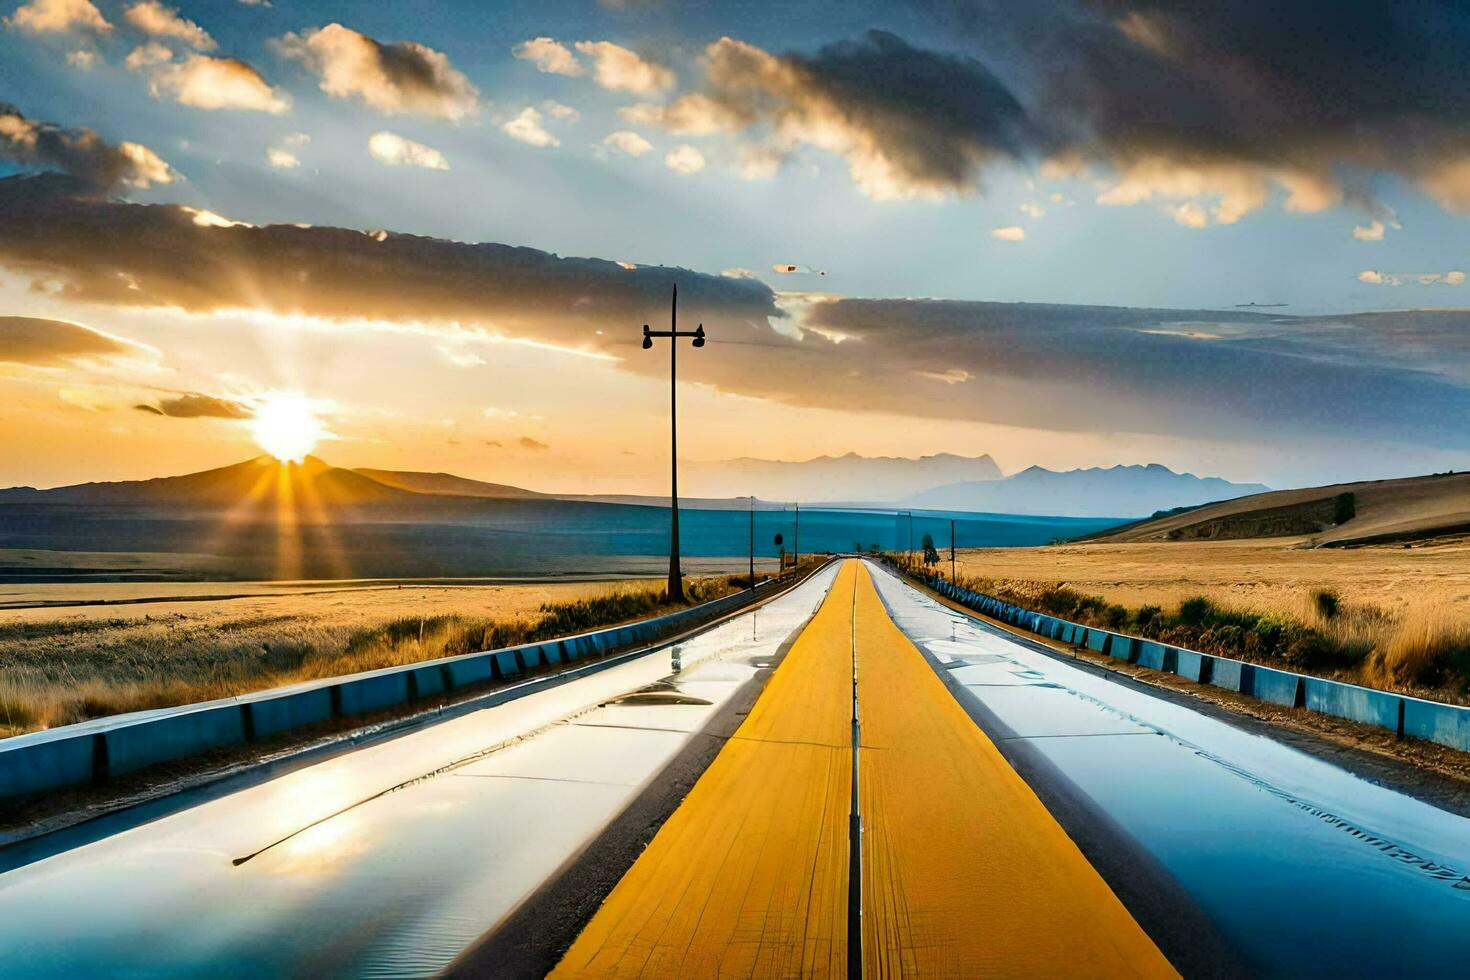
[4,0,1470,494]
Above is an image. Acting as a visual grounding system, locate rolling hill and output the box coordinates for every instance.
[1093,471,1470,546]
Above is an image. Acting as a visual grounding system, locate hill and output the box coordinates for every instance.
[353,468,548,499]
[0,456,417,510]
[905,464,1268,518]
[1094,471,1470,546]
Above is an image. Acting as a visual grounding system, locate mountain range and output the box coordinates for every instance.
[0,455,1267,519]
[904,464,1270,518]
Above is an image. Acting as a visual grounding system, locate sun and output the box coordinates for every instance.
[250,393,326,463]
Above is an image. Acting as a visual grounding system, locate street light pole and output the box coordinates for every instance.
[794,502,800,571]
[950,517,956,582]
[642,284,705,602]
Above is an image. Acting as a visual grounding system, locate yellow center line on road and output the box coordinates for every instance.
[852,563,1175,978]
[552,560,1176,978]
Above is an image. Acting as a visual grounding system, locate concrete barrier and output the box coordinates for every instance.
[0,732,97,798]
[1304,677,1401,731]
[1252,666,1304,707]
[1206,656,1246,693]
[917,573,1470,751]
[1135,641,1168,671]
[1109,634,1135,662]
[247,688,335,740]
[444,656,494,690]
[337,672,411,717]
[105,705,247,777]
[1402,697,1470,751]
[1175,649,1211,683]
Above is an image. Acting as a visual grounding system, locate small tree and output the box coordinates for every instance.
[921,533,940,568]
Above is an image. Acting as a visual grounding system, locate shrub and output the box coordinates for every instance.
[1178,596,1213,627]
[1105,604,1130,629]
[1283,633,1338,669]
[1313,588,1341,620]
[1135,605,1162,631]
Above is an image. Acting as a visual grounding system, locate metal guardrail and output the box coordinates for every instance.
[912,571,1470,753]
[0,564,835,802]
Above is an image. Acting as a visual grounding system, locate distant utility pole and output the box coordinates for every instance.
[794,502,800,570]
[748,495,755,590]
[642,284,705,602]
[950,518,957,582]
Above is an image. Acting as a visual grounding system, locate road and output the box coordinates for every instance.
[3,557,1469,977]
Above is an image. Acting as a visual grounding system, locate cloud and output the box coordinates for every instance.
[0,173,782,358]
[626,8,1470,222]
[513,37,582,76]
[573,40,674,95]
[5,0,109,34]
[276,23,478,121]
[664,143,705,175]
[544,101,579,122]
[125,41,172,69]
[8,175,1470,453]
[0,316,154,367]
[991,225,1025,242]
[1359,269,1465,287]
[1353,220,1386,242]
[368,131,449,169]
[148,56,291,113]
[134,393,250,418]
[1019,202,1045,219]
[502,107,557,148]
[123,1,213,50]
[267,131,309,168]
[518,436,549,450]
[65,48,98,69]
[435,345,485,367]
[644,32,1034,201]
[0,103,174,189]
[603,130,652,157]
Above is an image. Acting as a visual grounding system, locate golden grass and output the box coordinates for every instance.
[948,539,1470,700]
[0,575,757,738]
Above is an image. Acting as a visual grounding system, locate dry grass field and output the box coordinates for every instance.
[0,576,742,737]
[949,538,1470,699]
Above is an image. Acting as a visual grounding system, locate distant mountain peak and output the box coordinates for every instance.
[905,462,1269,518]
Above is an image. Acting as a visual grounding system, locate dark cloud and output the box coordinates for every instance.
[134,393,251,419]
[0,173,784,352]
[0,314,152,366]
[657,31,1033,199]
[0,103,173,191]
[662,4,1470,218]
[621,296,1470,450]
[518,436,549,450]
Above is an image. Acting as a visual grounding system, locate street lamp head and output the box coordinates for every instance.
[692,324,706,348]
[641,324,653,350]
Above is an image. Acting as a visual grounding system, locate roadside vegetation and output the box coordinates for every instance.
[944,572,1470,703]
[0,570,796,738]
